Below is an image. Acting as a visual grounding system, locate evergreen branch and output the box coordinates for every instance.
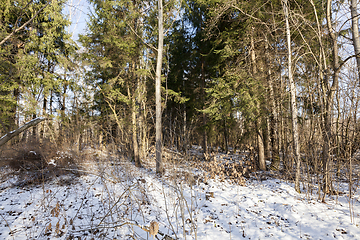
[230,1,272,32]
[0,119,10,135]
[0,1,52,46]
[338,12,360,37]
[13,0,34,31]
[126,22,157,52]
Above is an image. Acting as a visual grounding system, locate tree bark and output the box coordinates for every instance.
[201,60,208,156]
[128,84,141,167]
[132,104,140,167]
[268,68,280,170]
[224,119,229,153]
[250,27,266,170]
[350,0,360,82]
[155,0,164,174]
[257,127,266,171]
[321,0,339,196]
[283,0,301,192]
[0,118,46,147]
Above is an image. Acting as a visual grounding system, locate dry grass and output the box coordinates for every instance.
[189,155,248,186]
[0,139,83,186]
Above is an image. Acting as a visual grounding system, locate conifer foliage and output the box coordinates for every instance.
[1,0,360,196]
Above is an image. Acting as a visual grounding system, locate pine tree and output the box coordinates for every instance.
[0,0,76,138]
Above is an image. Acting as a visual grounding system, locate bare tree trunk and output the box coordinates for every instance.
[40,96,47,140]
[283,0,301,192]
[350,0,360,81]
[264,119,271,160]
[269,75,280,170]
[264,36,280,170]
[201,60,208,156]
[132,104,140,167]
[139,81,148,161]
[0,118,46,147]
[224,119,229,153]
[250,28,266,170]
[257,126,266,171]
[155,0,164,174]
[321,0,339,196]
[128,84,141,167]
[182,100,187,153]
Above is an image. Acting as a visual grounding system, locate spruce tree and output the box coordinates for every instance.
[0,0,76,137]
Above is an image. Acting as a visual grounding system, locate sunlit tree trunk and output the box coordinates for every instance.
[250,28,266,171]
[321,0,339,196]
[267,64,280,170]
[201,60,208,156]
[128,82,141,167]
[283,0,301,192]
[155,0,164,174]
[0,118,45,147]
[350,0,360,81]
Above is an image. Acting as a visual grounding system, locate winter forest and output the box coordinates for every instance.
[1,0,360,239]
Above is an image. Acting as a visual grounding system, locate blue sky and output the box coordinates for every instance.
[64,0,90,42]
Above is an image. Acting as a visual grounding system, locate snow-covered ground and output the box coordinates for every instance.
[0,151,359,240]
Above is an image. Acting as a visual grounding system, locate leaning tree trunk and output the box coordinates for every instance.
[283,0,301,192]
[0,118,46,147]
[155,0,164,174]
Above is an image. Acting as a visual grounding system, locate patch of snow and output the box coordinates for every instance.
[48,159,56,166]
[29,151,37,155]
[0,157,359,239]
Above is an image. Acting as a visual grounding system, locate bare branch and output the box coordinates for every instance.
[336,52,360,73]
[126,22,157,52]
[0,118,46,147]
[0,1,52,46]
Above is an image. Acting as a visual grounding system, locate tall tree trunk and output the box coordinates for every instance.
[132,102,140,167]
[350,0,360,81]
[257,125,266,171]
[264,36,279,169]
[224,118,229,153]
[182,99,187,153]
[139,80,148,161]
[50,90,53,115]
[59,79,67,144]
[155,0,164,174]
[321,0,339,196]
[128,84,141,167]
[201,60,208,156]
[264,119,271,160]
[283,0,301,192]
[250,28,266,170]
[40,95,47,140]
[268,70,280,170]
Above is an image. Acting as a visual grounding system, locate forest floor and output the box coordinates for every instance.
[0,147,359,240]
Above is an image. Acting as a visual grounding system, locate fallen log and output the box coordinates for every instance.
[0,117,46,147]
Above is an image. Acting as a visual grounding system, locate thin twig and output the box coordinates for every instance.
[0,1,52,46]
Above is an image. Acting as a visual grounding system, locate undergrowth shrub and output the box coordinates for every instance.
[190,156,248,185]
[0,139,82,186]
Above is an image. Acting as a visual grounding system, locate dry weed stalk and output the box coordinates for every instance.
[149,221,159,238]
[191,156,247,185]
